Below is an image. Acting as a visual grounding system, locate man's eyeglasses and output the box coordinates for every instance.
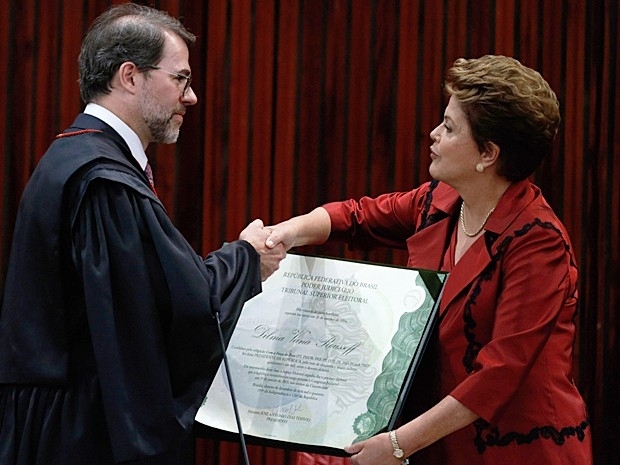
[145,65,193,96]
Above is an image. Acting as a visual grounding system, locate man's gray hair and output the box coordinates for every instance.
[78,3,196,103]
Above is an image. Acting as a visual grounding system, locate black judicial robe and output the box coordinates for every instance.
[0,114,262,464]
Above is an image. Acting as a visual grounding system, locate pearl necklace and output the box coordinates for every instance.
[460,202,494,237]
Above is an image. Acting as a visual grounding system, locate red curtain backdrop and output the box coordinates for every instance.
[0,1,617,464]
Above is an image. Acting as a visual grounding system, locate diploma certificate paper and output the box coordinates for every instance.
[195,253,446,455]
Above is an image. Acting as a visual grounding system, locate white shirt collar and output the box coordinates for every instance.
[84,103,148,170]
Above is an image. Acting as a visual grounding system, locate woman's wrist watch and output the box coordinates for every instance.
[388,430,410,464]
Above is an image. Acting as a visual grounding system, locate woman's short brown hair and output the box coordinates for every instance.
[444,55,560,182]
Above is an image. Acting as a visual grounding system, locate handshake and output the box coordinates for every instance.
[238,219,286,281]
[239,208,331,281]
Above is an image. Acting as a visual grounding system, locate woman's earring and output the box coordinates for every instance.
[476,163,484,173]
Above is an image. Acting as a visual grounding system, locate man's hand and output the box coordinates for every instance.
[239,219,286,280]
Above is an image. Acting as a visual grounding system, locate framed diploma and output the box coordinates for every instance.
[195,253,447,456]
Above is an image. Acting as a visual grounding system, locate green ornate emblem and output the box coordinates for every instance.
[351,273,439,442]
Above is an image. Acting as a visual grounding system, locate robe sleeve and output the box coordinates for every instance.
[71,178,261,462]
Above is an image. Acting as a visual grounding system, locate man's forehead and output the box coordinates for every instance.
[159,31,191,67]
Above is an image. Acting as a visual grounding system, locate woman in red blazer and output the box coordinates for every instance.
[266,55,592,465]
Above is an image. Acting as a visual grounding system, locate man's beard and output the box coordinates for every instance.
[139,88,182,144]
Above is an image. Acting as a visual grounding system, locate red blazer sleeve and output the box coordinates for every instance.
[322,182,434,250]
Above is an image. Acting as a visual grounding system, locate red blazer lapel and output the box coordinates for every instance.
[406,219,452,270]
[439,238,492,317]
[406,218,492,317]
[405,180,537,317]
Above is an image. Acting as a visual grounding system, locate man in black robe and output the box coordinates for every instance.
[0,4,285,464]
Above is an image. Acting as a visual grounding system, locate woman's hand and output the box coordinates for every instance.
[265,207,332,252]
[344,432,403,465]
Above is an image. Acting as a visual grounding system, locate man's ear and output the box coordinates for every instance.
[117,61,141,95]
